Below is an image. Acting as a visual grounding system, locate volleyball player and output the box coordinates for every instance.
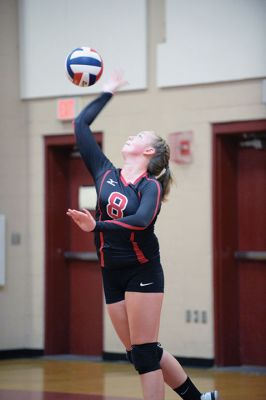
[67,71,219,400]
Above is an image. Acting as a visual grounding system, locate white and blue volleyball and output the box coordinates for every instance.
[65,47,103,87]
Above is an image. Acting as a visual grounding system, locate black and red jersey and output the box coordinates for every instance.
[75,92,162,268]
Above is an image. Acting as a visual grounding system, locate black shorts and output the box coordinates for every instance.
[101,259,164,304]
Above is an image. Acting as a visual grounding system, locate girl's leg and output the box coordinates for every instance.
[107,298,215,400]
[108,299,164,400]
[125,292,164,400]
[107,298,187,387]
[160,350,187,388]
[107,300,132,350]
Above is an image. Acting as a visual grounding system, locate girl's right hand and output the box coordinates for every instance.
[66,208,96,232]
[103,70,128,93]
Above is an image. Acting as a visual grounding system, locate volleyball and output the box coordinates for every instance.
[65,47,103,87]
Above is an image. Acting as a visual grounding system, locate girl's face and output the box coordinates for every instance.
[122,131,156,156]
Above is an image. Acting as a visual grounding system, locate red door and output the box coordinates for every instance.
[213,122,266,366]
[67,152,103,355]
[236,144,266,365]
[45,135,103,356]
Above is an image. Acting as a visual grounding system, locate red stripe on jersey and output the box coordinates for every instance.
[120,170,147,186]
[146,177,161,224]
[120,172,129,186]
[130,232,149,264]
[105,220,145,230]
[133,171,148,184]
[98,170,112,266]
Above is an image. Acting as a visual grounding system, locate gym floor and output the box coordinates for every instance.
[0,357,265,400]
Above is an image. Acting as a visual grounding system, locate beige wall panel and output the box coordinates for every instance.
[19,0,147,98]
[158,0,266,87]
[0,0,29,349]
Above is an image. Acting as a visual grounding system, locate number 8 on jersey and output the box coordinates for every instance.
[107,192,128,219]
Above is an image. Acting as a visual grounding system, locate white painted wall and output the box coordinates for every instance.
[157,0,266,87]
[18,0,147,98]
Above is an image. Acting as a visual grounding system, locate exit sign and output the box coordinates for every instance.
[57,98,76,121]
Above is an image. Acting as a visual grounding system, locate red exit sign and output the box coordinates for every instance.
[57,98,76,121]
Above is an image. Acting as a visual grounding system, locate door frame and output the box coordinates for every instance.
[44,133,102,354]
[212,119,266,366]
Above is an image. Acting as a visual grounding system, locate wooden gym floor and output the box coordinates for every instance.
[0,357,265,400]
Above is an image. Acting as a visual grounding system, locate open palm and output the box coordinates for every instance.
[66,208,96,232]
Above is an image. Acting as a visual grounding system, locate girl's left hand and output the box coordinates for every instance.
[66,208,96,232]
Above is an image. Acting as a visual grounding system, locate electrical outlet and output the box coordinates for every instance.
[185,310,208,323]
[202,310,207,323]
[185,310,191,322]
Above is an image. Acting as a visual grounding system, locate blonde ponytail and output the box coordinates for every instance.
[148,136,173,201]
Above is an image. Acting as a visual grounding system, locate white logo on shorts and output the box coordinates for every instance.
[140,282,154,287]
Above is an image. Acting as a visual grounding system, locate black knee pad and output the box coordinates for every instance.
[131,342,161,375]
[127,343,163,365]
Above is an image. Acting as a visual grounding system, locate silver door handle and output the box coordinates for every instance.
[64,251,98,261]
[234,251,266,261]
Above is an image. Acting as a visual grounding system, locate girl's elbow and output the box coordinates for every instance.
[137,216,150,228]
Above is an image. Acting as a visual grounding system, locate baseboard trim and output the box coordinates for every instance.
[103,352,214,368]
[0,349,214,368]
[176,357,214,368]
[0,349,44,360]
[103,352,128,362]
